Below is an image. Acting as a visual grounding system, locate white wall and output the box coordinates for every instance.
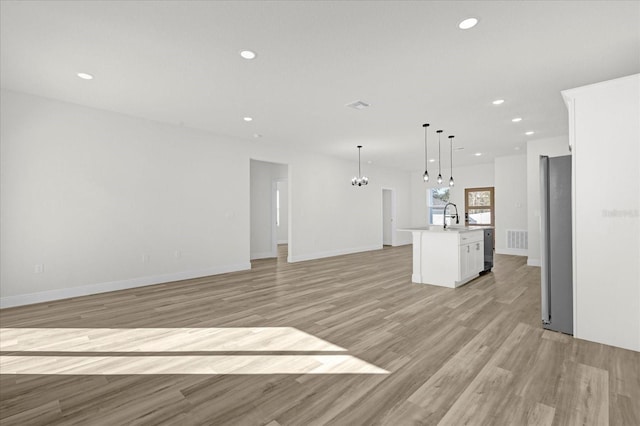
[1,90,414,306]
[250,160,287,259]
[526,136,571,266]
[282,160,413,261]
[410,163,495,227]
[563,74,639,352]
[0,90,251,306]
[494,155,527,255]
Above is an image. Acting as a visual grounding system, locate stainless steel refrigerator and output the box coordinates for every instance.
[540,155,573,335]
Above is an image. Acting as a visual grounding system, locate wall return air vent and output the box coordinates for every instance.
[507,229,528,250]
[346,100,370,110]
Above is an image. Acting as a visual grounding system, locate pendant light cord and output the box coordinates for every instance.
[449,135,455,186]
[450,136,453,175]
[423,123,429,170]
[437,130,443,176]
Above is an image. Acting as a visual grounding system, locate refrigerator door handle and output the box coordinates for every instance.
[540,156,551,325]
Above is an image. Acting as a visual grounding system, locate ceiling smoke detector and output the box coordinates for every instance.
[346,100,370,110]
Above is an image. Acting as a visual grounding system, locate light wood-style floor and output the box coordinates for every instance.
[1,245,638,425]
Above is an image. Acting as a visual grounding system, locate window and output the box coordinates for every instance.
[428,187,450,225]
[465,187,494,226]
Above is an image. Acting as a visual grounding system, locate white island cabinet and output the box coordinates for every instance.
[399,227,484,288]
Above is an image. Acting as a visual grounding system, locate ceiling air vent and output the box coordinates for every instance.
[346,100,370,110]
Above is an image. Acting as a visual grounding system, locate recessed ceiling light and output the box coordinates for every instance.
[243,117,253,122]
[77,72,94,80]
[492,99,504,105]
[525,131,535,135]
[240,50,256,60]
[458,18,479,30]
[474,152,482,156]
[429,158,436,163]
[512,117,522,122]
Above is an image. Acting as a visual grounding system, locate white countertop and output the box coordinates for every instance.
[398,226,489,234]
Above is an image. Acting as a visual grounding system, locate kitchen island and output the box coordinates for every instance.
[399,227,485,288]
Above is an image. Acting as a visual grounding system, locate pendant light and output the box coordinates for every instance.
[422,123,430,182]
[351,145,369,186]
[448,135,455,187]
[436,130,443,184]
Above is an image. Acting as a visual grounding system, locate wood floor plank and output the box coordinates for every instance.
[436,365,514,425]
[0,246,638,425]
[406,311,513,411]
[563,363,609,426]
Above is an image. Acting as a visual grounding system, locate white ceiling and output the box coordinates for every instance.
[1,1,639,171]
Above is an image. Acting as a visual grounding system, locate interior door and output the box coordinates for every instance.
[464,187,495,246]
[464,187,494,226]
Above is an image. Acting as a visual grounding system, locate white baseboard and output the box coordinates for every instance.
[0,263,251,309]
[495,248,528,257]
[392,241,412,247]
[527,258,541,267]
[288,244,382,263]
[250,251,276,260]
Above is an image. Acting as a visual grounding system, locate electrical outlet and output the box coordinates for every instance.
[34,264,44,273]
[142,254,150,263]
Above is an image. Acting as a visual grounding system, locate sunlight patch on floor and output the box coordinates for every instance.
[0,354,388,375]
[0,327,389,375]
[0,327,346,352]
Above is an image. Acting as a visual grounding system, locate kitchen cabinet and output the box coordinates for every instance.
[399,227,485,288]
[459,232,484,282]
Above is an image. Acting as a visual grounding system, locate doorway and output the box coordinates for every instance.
[250,160,289,261]
[275,179,289,261]
[464,187,495,226]
[465,186,495,246]
[382,188,396,246]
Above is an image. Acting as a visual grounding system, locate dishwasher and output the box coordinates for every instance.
[482,228,494,273]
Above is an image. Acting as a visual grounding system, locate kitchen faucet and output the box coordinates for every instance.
[443,202,459,229]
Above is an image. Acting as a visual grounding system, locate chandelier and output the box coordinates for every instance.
[351,145,369,186]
